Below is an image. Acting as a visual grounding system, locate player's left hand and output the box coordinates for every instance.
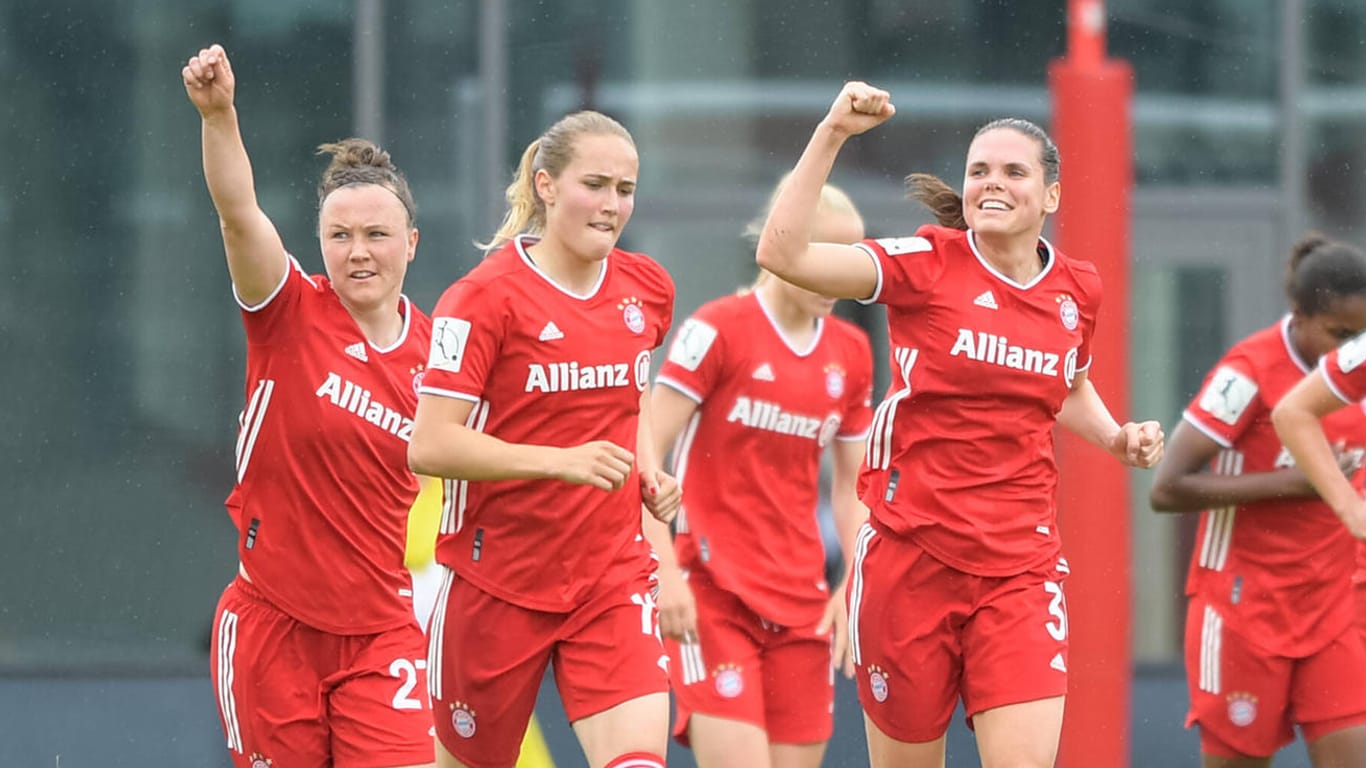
[640,469,681,524]
[818,589,854,679]
[1113,420,1165,468]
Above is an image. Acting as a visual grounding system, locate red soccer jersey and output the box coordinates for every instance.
[1183,318,1365,656]
[1317,333,1366,589]
[853,225,1100,577]
[655,290,874,626]
[226,257,433,635]
[421,236,675,612]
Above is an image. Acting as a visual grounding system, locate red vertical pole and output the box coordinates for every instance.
[1049,1,1135,767]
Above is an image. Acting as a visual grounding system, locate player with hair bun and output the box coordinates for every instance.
[1154,233,1366,768]
[184,43,435,768]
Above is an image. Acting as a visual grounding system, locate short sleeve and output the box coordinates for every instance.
[237,255,316,343]
[656,303,728,404]
[1321,331,1366,404]
[852,225,947,307]
[1182,354,1263,449]
[420,277,505,402]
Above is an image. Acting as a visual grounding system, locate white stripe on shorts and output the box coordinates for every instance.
[847,522,876,667]
[427,565,455,701]
[679,637,707,686]
[216,609,243,753]
[1199,604,1223,695]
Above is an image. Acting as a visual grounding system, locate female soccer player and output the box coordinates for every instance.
[646,178,874,768]
[754,81,1164,768]
[1152,234,1366,768]
[409,110,678,768]
[185,44,435,768]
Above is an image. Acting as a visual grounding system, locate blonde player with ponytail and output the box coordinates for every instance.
[410,110,677,768]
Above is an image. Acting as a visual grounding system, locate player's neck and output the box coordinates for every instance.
[974,230,1045,284]
[526,240,605,296]
[757,282,818,346]
[346,298,405,348]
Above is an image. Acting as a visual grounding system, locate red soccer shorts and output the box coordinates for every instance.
[1184,595,1366,758]
[210,576,433,768]
[1356,581,1366,648]
[664,566,834,746]
[846,523,1070,743]
[428,564,670,768]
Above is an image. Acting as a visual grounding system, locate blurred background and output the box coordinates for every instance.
[0,0,1359,765]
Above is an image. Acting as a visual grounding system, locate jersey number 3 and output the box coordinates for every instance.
[1043,581,1068,642]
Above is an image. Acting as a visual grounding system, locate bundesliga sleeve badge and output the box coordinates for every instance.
[1197,366,1258,426]
[667,318,718,372]
[429,317,472,373]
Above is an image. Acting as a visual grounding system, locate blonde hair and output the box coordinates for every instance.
[744,175,862,289]
[480,110,635,251]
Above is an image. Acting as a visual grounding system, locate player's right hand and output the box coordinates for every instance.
[822,81,896,138]
[183,44,236,117]
[557,440,634,492]
[655,565,698,642]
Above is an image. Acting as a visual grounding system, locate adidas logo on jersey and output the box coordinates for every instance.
[345,342,368,362]
[1050,653,1067,672]
[751,363,775,381]
[973,290,998,310]
[538,321,564,342]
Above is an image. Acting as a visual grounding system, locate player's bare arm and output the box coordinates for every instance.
[1273,372,1366,537]
[636,389,680,523]
[410,394,633,492]
[641,383,702,639]
[1058,370,1164,468]
[755,82,891,301]
[1149,420,1332,514]
[820,436,867,678]
[183,44,287,305]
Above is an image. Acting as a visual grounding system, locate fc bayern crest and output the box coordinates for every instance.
[411,365,426,396]
[867,665,889,703]
[714,665,744,699]
[1058,295,1079,331]
[619,297,646,334]
[1227,693,1257,727]
[249,754,272,768]
[825,367,845,398]
[451,703,477,738]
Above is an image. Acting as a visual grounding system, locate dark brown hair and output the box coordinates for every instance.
[316,138,416,227]
[1285,232,1366,315]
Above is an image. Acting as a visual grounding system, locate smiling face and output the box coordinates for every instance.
[318,184,417,313]
[962,127,1059,239]
[535,132,639,263]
